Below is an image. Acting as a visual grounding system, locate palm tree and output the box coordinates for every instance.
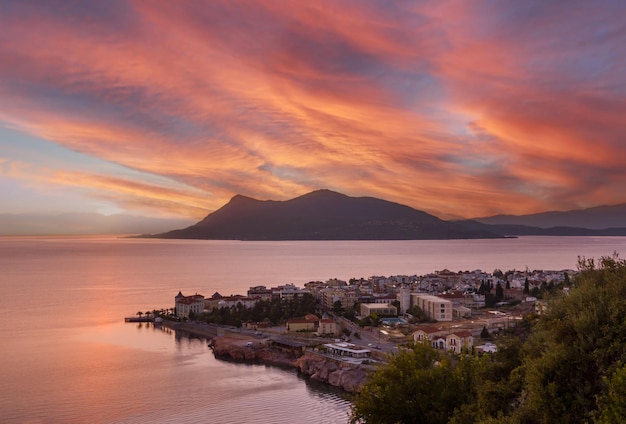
[136,311,143,319]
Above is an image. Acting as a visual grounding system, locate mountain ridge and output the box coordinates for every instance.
[154,189,503,240]
[473,203,626,230]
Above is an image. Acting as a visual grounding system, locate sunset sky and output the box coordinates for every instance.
[1,0,625,222]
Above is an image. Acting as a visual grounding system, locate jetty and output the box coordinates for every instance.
[124,316,154,323]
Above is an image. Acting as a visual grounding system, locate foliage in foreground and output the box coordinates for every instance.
[350,254,626,424]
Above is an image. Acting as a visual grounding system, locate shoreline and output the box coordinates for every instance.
[163,320,371,393]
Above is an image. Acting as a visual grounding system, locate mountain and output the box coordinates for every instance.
[0,213,196,236]
[474,203,626,230]
[456,220,626,237]
[154,189,504,240]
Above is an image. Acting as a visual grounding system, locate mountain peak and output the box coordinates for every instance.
[155,190,502,240]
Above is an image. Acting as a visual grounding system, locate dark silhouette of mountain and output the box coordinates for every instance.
[474,203,626,230]
[457,220,626,237]
[154,189,503,240]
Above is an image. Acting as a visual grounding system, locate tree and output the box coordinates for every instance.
[523,277,530,295]
[512,254,626,423]
[407,305,430,323]
[495,282,504,302]
[480,326,490,339]
[332,300,343,314]
[350,343,474,424]
[352,256,626,424]
[596,362,626,423]
[136,311,143,318]
[390,299,401,314]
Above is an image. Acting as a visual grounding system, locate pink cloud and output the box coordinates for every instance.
[0,1,624,219]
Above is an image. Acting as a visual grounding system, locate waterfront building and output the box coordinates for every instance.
[324,342,371,359]
[205,294,260,311]
[247,285,272,301]
[174,291,204,318]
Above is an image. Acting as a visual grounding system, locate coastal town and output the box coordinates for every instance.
[133,266,576,392]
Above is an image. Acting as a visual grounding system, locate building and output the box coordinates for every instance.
[271,283,309,300]
[318,318,339,335]
[396,286,412,314]
[247,285,272,301]
[286,318,317,332]
[174,291,204,318]
[411,294,452,322]
[360,303,397,317]
[324,342,371,359]
[286,316,339,335]
[205,293,259,311]
[321,287,357,310]
[413,326,441,345]
[413,326,474,352]
[446,331,474,353]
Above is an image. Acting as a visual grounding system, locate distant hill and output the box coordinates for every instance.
[474,203,626,230]
[457,220,626,237]
[0,212,196,236]
[154,189,503,240]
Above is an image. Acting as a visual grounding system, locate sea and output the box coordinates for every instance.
[2,235,626,424]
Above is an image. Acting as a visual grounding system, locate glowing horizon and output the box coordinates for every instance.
[1,1,625,222]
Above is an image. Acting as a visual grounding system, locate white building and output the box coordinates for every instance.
[175,291,204,318]
[396,287,412,314]
[411,294,452,322]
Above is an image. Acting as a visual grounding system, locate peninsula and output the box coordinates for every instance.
[133,266,574,392]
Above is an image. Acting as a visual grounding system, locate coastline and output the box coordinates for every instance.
[163,321,372,393]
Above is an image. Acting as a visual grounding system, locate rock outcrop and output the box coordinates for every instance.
[294,352,369,393]
[211,338,297,366]
[210,336,370,393]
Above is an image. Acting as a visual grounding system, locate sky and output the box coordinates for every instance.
[1,0,625,223]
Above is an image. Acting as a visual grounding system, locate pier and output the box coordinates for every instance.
[124,316,154,323]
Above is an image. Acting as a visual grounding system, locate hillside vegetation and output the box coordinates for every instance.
[350,254,626,424]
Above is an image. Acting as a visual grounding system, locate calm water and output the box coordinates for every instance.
[2,235,626,423]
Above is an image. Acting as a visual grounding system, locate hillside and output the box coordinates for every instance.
[474,203,626,230]
[154,189,503,240]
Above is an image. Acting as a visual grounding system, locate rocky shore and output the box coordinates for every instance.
[210,333,371,393]
[294,352,370,393]
[161,321,373,392]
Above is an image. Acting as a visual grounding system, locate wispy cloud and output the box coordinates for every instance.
[0,0,624,219]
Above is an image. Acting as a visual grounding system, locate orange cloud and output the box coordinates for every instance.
[0,1,624,220]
